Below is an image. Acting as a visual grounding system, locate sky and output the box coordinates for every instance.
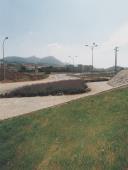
[0,0,128,68]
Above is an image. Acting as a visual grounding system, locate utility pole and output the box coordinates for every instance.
[85,42,98,72]
[114,46,119,73]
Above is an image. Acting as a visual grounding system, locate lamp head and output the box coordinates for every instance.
[93,42,98,47]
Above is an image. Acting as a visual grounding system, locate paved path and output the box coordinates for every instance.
[0,81,112,120]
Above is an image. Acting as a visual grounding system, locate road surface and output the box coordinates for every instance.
[0,80,112,120]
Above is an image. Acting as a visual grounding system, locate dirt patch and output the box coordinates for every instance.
[108,69,128,87]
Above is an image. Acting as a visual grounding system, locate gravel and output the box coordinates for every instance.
[108,69,128,87]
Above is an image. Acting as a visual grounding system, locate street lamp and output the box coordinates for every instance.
[85,42,98,72]
[2,37,8,81]
[68,56,77,72]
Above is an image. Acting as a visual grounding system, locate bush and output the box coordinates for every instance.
[0,68,49,82]
[1,80,88,98]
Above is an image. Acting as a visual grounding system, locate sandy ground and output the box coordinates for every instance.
[0,80,112,120]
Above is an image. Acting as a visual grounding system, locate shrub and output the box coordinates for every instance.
[1,79,88,98]
[0,68,49,82]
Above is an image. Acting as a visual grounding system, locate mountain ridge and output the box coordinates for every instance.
[5,56,64,66]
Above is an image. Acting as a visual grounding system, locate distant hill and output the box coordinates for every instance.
[93,66,125,72]
[5,56,64,66]
[40,56,63,66]
[106,66,124,72]
[5,56,26,64]
[25,56,40,64]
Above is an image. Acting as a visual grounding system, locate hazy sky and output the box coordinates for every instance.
[0,0,128,68]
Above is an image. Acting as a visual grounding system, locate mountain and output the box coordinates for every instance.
[5,56,64,66]
[25,56,40,64]
[40,56,63,66]
[5,56,27,64]
[106,66,124,72]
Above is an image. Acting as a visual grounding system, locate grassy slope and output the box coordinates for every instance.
[0,88,128,170]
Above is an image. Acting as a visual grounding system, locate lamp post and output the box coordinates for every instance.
[2,37,8,81]
[68,56,77,72]
[85,42,98,72]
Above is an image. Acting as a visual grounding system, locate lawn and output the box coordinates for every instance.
[0,87,128,170]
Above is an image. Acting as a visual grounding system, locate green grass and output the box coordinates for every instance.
[0,88,128,170]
